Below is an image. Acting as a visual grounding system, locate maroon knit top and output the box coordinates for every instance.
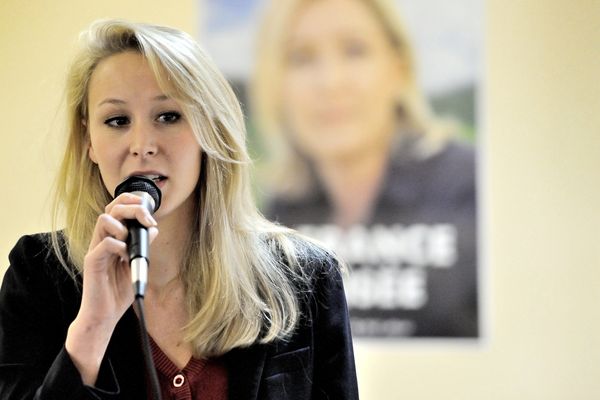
[149,337,227,400]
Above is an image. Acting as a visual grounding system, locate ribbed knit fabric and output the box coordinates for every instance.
[149,337,227,400]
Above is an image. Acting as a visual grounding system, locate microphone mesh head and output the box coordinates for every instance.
[114,176,162,212]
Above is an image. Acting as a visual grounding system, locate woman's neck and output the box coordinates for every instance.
[316,144,390,229]
[147,199,196,291]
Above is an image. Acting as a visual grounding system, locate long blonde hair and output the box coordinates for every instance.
[51,19,322,357]
[252,0,451,196]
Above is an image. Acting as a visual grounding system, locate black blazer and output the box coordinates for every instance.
[0,234,359,399]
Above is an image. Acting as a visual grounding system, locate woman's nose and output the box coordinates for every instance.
[129,122,157,157]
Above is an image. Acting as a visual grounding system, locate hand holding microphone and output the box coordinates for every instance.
[77,175,161,319]
[66,176,161,386]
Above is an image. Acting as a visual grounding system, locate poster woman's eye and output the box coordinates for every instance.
[344,39,368,59]
[157,111,181,124]
[104,116,130,128]
[287,47,315,68]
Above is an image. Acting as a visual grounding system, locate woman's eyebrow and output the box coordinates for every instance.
[97,98,126,107]
[97,95,169,107]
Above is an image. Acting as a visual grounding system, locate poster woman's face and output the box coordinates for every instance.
[280,0,405,164]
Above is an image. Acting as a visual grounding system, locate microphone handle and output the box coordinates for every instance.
[128,221,149,298]
[127,220,149,261]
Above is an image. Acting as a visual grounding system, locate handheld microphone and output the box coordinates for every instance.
[114,176,162,298]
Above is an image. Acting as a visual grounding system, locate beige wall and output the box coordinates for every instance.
[1,0,599,399]
[0,0,197,267]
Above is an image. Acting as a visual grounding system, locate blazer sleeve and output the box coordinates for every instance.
[0,234,120,399]
[310,258,359,399]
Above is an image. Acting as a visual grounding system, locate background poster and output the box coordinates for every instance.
[199,0,483,339]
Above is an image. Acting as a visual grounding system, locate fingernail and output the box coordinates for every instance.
[146,215,157,226]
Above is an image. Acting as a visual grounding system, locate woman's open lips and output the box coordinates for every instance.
[130,174,168,188]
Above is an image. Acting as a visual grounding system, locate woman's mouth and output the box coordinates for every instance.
[140,174,167,184]
[129,174,168,188]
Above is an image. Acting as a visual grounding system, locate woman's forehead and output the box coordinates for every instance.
[88,52,171,107]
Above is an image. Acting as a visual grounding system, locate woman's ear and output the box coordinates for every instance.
[88,145,98,164]
[82,119,98,164]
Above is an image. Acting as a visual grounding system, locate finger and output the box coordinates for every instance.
[89,214,128,250]
[107,192,158,216]
[108,204,157,228]
[97,236,128,260]
[148,226,159,244]
[104,193,143,214]
[84,236,129,270]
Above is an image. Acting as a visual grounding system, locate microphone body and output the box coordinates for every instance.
[127,191,153,298]
[114,177,162,298]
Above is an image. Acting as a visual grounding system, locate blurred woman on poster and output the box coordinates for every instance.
[252,0,478,337]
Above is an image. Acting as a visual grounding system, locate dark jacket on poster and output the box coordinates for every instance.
[0,233,358,399]
[267,135,478,338]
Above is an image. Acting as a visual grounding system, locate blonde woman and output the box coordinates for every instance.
[0,20,358,399]
[253,0,478,337]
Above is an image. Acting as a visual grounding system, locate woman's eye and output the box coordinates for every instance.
[104,116,129,128]
[157,112,181,124]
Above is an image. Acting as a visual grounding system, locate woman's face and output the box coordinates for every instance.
[280,0,406,164]
[86,51,202,221]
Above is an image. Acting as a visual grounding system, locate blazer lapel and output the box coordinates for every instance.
[106,307,147,398]
[224,343,268,400]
